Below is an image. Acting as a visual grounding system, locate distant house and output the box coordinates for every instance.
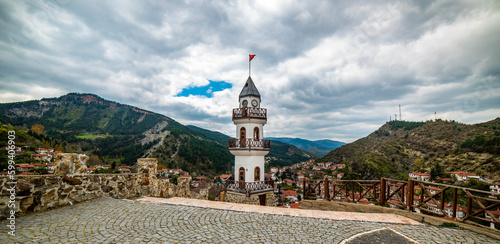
[16,164,35,172]
[270,167,278,174]
[409,172,430,181]
[179,175,192,181]
[337,173,344,179]
[118,166,131,174]
[31,154,50,161]
[450,171,477,182]
[158,169,169,177]
[490,183,500,194]
[218,174,232,183]
[283,190,298,202]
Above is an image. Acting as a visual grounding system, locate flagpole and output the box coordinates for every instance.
[249,55,251,77]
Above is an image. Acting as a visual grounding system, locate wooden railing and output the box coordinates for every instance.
[226,180,274,196]
[233,107,267,120]
[302,178,500,229]
[228,139,271,149]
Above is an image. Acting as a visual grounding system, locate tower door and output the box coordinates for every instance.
[239,167,245,189]
[259,194,266,206]
[239,127,246,147]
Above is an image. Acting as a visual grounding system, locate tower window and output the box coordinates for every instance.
[254,167,260,181]
[253,127,259,140]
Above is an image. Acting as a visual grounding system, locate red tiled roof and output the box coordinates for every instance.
[283,190,298,198]
[17,164,35,168]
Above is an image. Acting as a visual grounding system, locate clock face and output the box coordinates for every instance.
[251,100,258,107]
[242,100,248,107]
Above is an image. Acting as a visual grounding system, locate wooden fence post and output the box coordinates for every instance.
[324,178,329,201]
[380,178,386,205]
[407,179,414,211]
[452,187,457,219]
[303,180,306,199]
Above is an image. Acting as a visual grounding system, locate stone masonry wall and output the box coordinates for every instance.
[224,191,276,207]
[0,154,207,218]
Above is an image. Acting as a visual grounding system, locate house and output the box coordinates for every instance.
[218,174,232,183]
[450,171,477,182]
[409,172,430,181]
[194,176,208,182]
[31,154,50,161]
[284,179,296,186]
[490,183,500,194]
[270,167,278,174]
[118,166,131,174]
[170,169,183,175]
[36,148,51,154]
[179,175,192,181]
[312,166,322,171]
[443,203,468,219]
[158,169,170,177]
[337,173,344,179]
[333,164,346,170]
[283,190,298,202]
[16,164,35,172]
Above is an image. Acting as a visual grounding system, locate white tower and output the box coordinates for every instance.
[227,76,273,200]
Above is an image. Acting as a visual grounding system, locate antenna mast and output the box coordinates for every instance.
[399,105,402,121]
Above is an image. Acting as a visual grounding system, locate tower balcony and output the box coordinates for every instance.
[228,139,271,150]
[233,107,267,120]
[225,180,274,196]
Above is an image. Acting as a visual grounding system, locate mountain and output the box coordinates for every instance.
[187,125,317,168]
[0,93,233,176]
[267,137,345,157]
[0,93,315,177]
[320,119,500,180]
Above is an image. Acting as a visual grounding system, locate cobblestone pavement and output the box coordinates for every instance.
[1,197,498,243]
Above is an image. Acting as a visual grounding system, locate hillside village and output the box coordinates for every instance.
[5,145,500,210]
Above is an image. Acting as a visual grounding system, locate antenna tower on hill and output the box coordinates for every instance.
[399,105,402,121]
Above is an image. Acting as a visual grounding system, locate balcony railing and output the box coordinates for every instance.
[228,139,271,150]
[226,180,274,195]
[233,107,267,120]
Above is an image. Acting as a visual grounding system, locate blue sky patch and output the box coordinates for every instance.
[177,80,232,98]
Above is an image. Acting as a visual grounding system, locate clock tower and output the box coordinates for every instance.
[225,76,275,206]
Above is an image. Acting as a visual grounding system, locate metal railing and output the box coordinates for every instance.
[226,180,274,196]
[228,139,271,149]
[233,107,267,120]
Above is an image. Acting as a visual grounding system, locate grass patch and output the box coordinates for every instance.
[440,222,459,228]
[76,133,109,140]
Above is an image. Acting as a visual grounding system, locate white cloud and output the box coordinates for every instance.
[0,0,499,143]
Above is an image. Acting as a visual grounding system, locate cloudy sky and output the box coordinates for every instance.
[1,0,499,143]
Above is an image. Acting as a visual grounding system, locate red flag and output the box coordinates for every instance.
[249,54,256,61]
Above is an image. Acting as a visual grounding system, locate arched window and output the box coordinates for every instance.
[253,127,259,140]
[239,167,245,182]
[239,127,246,147]
[254,167,260,181]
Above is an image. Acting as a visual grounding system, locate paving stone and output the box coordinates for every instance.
[0,197,498,243]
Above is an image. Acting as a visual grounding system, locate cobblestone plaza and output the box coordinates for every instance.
[1,197,498,243]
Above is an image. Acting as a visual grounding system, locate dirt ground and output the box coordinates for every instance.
[299,200,500,240]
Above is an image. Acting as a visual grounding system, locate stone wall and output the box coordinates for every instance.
[224,191,276,207]
[0,154,207,218]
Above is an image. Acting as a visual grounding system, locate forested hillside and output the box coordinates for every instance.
[321,119,500,180]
